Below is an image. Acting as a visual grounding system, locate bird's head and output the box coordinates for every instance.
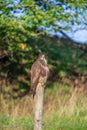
[38,53,47,64]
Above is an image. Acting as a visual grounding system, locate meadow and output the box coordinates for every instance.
[1,82,87,130]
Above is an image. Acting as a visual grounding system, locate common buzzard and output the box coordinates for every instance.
[31,53,49,98]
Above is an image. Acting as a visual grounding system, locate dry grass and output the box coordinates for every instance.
[0,94,34,118]
[1,83,87,130]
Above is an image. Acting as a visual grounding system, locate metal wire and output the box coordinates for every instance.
[0,123,87,128]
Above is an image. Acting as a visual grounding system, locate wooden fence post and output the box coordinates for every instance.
[34,83,44,130]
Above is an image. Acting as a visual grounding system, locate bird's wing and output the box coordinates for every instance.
[31,61,40,88]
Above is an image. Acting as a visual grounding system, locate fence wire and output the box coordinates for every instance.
[0,123,87,128]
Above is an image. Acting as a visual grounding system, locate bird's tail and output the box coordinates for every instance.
[33,91,36,99]
[30,87,36,99]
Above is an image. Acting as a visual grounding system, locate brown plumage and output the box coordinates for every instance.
[31,53,49,98]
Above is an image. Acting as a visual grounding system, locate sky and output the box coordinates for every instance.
[48,23,87,44]
[67,29,87,44]
[50,2,87,44]
[47,0,87,44]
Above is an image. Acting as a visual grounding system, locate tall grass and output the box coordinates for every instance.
[0,83,87,130]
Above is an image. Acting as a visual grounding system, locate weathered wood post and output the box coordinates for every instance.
[34,83,44,130]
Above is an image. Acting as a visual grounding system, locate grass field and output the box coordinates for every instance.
[0,83,87,130]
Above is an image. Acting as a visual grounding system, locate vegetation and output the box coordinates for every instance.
[0,0,87,130]
[0,36,87,129]
[1,83,87,130]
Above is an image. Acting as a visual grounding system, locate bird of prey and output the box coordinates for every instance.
[31,53,49,98]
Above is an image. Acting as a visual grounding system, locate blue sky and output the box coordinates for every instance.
[47,0,87,44]
[67,29,87,44]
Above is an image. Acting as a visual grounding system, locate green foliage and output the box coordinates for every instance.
[0,0,86,53]
[0,0,87,98]
[0,0,86,44]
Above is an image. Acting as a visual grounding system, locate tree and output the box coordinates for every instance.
[0,0,87,95]
[0,0,87,46]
